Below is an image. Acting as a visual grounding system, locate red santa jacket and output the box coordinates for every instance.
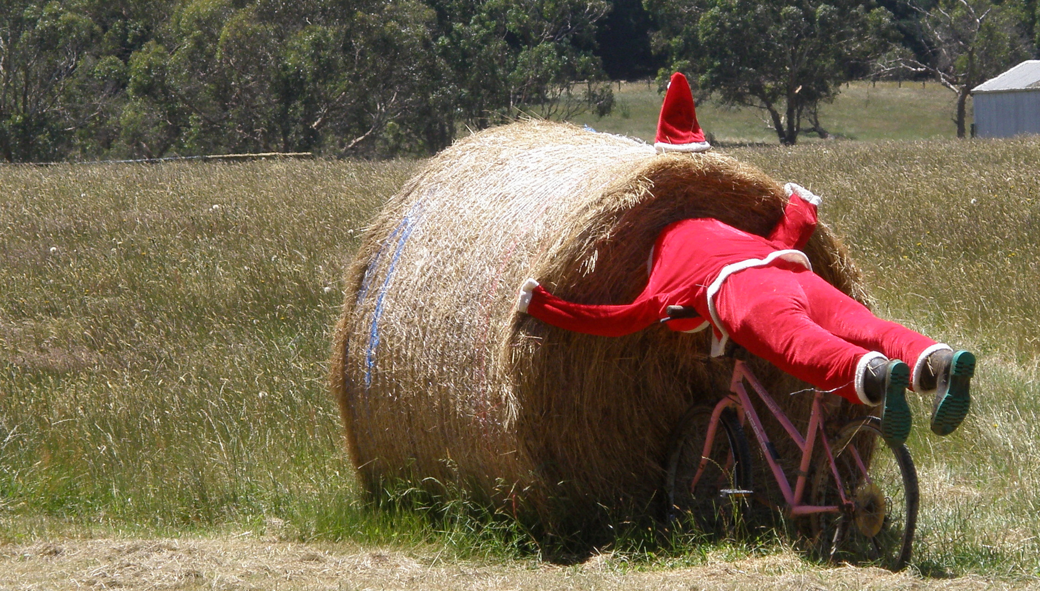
[518,183,821,356]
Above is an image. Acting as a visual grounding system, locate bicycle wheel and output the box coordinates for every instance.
[810,415,919,570]
[664,404,752,533]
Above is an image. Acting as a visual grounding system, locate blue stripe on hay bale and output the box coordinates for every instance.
[364,200,425,388]
[358,209,411,305]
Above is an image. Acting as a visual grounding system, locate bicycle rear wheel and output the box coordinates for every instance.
[664,404,752,533]
[811,415,919,570]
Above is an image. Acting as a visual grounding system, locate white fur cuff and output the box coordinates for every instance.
[785,183,822,206]
[517,278,539,313]
[854,351,888,406]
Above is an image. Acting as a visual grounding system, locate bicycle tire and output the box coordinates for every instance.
[664,404,752,533]
[810,415,919,570]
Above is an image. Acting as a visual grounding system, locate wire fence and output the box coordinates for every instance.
[1,152,314,166]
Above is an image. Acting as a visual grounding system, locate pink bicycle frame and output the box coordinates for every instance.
[693,358,858,518]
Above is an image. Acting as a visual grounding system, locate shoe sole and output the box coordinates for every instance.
[931,350,975,436]
[881,360,912,446]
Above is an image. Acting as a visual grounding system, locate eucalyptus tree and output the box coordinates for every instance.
[428,0,614,129]
[647,0,896,144]
[123,0,453,158]
[0,1,97,161]
[1,0,615,160]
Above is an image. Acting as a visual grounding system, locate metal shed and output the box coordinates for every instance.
[972,61,1040,138]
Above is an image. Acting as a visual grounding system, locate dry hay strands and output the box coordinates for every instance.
[330,120,871,544]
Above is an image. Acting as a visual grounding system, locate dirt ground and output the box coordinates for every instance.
[1,536,1035,591]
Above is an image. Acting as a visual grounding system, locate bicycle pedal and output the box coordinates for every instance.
[720,489,754,498]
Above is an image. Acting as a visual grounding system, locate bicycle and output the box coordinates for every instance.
[660,307,920,570]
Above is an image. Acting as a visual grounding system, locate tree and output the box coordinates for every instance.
[648,0,896,145]
[0,0,616,160]
[124,0,455,158]
[428,0,614,129]
[0,1,97,161]
[59,0,172,159]
[889,0,1033,137]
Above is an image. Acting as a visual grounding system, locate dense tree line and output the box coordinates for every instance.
[0,0,613,161]
[1,0,1036,161]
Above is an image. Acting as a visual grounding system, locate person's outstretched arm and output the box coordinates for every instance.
[768,183,820,250]
[516,279,664,337]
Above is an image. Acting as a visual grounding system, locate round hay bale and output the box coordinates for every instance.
[330,120,871,539]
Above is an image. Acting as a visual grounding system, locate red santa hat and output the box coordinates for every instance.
[654,72,710,153]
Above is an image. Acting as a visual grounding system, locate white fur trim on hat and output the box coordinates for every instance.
[911,343,953,393]
[855,351,889,406]
[785,183,822,206]
[655,141,711,153]
[517,278,539,313]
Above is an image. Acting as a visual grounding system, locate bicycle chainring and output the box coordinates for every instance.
[853,482,886,538]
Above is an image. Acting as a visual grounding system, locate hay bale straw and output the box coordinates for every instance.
[330,120,871,537]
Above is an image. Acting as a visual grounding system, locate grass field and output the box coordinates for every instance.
[571,80,965,144]
[2,82,1040,587]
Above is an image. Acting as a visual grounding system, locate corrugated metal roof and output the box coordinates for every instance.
[972,61,1040,93]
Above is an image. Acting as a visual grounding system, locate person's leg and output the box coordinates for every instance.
[794,268,937,369]
[715,266,877,403]
[714,264,913,444]
[794,266,975,435]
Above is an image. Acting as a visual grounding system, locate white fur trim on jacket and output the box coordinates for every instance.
[655,141,711,153]
[785,183,822,206]
[855,351,889,406]
[517,278,539,313]
[704,249,812,357]
[912,343,953,393]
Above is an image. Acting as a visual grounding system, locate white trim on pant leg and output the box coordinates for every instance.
[855,351,889,406]
[911,343,953,393]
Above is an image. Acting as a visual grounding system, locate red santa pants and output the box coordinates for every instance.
[714,261,936,404]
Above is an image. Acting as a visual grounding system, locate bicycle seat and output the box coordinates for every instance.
[665,305,698,318]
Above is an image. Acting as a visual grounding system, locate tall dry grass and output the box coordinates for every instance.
[0,159,416,535]
[1,138,1039,577]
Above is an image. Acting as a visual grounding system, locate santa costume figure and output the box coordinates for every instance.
[517,73,975,446]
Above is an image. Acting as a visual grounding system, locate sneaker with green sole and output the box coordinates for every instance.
[930,350,975,436]
[879,360,912,446]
